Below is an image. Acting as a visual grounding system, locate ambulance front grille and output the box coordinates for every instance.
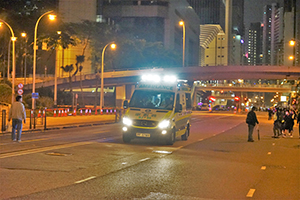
[133,120,158,127]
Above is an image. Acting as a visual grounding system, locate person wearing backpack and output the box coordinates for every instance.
[246,106,259,142]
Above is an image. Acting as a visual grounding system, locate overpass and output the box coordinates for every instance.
[23,65,300,91]
[21,65,299,107]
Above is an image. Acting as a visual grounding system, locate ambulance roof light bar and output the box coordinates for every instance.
[141,74,177,83]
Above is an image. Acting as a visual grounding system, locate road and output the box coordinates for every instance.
[0,111,299,200]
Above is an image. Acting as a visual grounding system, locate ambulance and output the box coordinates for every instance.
[122,74,192,145]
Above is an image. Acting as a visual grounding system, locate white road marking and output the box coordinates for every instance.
[198,139,204,141]
[75,176,96,184]
[139,158,150,162]
[267,152,271,155]
[122,162,127,165]
[272,143,275,146]
[246,189,256,197]
[0,141,93,159]
[152,150,172,154]
[261,166,266,170]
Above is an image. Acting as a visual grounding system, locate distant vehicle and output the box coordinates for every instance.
[198,103,209,111]
[212,105,227,111]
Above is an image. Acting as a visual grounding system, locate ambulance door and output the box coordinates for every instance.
[174,93,185,133]
[179,92,189,127]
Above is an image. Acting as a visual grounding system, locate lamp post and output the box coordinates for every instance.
[0,19,16,104]
[21,32,28,85]
[179,20,185,67]
[32,10,55,110]
[100,42,116,109]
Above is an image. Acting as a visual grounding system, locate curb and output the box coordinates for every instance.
[1,120,117,136]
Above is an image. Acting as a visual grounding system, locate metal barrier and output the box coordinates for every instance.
[1,110,6,132]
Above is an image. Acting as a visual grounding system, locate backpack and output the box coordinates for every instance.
[246,112,253,124]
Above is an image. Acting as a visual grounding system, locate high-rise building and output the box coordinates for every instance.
[283,0,300,66]
[247,22,263,65]
[262,3,283,65]
[59,0,200,68]
[200,25,227,66]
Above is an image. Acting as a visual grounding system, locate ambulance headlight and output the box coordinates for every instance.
[158,120,170,129]
[123,117,132,126]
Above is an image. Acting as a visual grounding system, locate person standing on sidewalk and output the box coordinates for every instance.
[246,106,259,142]
[8,95,26,142]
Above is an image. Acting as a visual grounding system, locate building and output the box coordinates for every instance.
[58,0,200,71]
[247,22,263,66]
[199,24,227,67]
[283,0,300,66]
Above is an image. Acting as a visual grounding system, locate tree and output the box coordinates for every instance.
[60,64,74,94]
[75,55,85,107]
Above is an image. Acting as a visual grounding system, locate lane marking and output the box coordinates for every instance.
[198,139,204,141]
[139,158,150,162]
[122,162,127,165]
[272,143,275,146]
[246,189,256,197]
[267,152,271,155]
[261,166,266,170]
[0,141,93,159]
[75,176,96,184]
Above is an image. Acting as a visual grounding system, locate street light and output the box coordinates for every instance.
[21,32,28,85]
[100,42,116,109]
[0,19,16,104]
[32,10,56,110]
[179,20,185,67]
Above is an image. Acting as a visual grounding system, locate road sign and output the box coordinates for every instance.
[32,93,39,99]
[18,83,23,89]
[17,89,23,95]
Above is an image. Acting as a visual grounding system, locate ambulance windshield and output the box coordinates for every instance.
[129,90,175,110]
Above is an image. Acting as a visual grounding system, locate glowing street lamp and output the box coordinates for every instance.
[0,19,16,104]
[100,42,116,109]
[289,40,295,46]
[179,20,186,67]
[32,10,56,110]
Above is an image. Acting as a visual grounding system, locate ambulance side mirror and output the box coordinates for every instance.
[123,100,129,109]
[175,104,182,112]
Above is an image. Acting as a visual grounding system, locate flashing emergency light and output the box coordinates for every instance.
[142,74,177,83]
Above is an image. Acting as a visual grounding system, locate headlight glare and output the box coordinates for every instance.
[158,120,170,129]
[123,117,132,126]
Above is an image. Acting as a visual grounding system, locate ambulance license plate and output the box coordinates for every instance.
[136,133,150,138]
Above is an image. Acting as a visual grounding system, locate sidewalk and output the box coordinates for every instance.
[1,114,118,134]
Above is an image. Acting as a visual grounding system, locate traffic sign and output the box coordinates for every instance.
[18,89,23,95]
[32,93,39,99]
[18,83,23,89]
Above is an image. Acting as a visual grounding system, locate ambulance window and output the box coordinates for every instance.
[185,93,192,109]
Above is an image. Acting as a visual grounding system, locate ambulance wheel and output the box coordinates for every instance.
[181,125,189,141]
[123,134,131,143]
[166,129,176,145]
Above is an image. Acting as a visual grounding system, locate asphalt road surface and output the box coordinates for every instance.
[0,111,299,200]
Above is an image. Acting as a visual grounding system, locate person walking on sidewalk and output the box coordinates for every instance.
[8,95,26,142]
[246,106,259,142]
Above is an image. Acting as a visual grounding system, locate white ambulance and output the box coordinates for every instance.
[122,74,192,145]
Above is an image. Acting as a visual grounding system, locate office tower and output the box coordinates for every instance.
[248,22,263,65]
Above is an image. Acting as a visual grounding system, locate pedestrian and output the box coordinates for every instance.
[272,109,281,138]
[297,110,300,139]
[246,106,259,142]
[283,110,293,138]
[8,95,26,142]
